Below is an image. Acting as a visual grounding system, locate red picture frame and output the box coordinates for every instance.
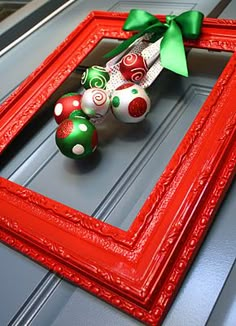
[0,12,235,325]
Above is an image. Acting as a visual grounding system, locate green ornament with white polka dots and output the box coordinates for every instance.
[56,117,98,159]
[81,66,110,90]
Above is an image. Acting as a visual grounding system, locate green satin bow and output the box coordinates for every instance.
[104,9,204,77]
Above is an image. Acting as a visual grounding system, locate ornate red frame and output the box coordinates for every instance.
[0,12,236,325]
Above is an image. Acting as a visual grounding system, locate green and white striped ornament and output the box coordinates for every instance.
[81,65,110,90]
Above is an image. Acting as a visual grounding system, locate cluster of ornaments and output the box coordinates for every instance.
[54,61,151,159]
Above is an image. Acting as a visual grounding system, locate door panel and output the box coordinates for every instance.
[0,0,233,325]
[206,258,236,326]
[0,245,46,326]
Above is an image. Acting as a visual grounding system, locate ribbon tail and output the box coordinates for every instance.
[160,21,188,77]
[123,9,160,31]
[104,32,143,59]
[104,10,163,59]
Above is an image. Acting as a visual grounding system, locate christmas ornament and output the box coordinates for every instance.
[105,35,164,92]
[55,117,98,159]
[111,83,151,123]
[81,65,110,90]
[81,88,111,123]
[54,93,87,124]
[119,53,148,82]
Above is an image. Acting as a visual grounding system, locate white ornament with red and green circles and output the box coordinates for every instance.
[111,83,151,123]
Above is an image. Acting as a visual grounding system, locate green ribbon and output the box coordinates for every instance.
[104,9,204,77]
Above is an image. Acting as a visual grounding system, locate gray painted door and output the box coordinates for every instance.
[0,1,235,325]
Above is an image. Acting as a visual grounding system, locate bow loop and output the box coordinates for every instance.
[123,9,160,31]
[174,10,204,39]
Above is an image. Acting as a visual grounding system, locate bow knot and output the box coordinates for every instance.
[104,9,204,77]
[165,15,176,25]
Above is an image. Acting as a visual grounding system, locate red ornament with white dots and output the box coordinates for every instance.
[54,93,87,124]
